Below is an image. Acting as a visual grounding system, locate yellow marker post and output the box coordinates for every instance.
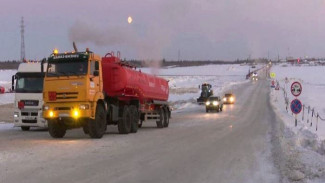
[270,72,276,78]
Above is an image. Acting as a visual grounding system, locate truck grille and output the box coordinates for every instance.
[21,112,38,116]
[56,92,78,100]
[54,107,71,111]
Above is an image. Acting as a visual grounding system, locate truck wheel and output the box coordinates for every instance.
[21,126,30,131]
[156,108,165,128]
[48,119,66,138]
[118,106,131,134]
[129,105,139,133]
[82,125,89,134]
[163,107,169,127]
[206,108,209,113]
[88,104,107,138]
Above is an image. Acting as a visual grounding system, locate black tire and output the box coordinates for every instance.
[129,105,139,133]
[118,106,131,134]
[163,107,169,127]
[220,105,223,112]
[156,108,165,128]
[206,108,209,113]
[88,104,107,138]
[21,126,30,131]
[48,119,66,138]
[82,124,89,134]
[216,108,220,113]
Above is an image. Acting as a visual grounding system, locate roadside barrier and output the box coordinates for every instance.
[280,85,324,131]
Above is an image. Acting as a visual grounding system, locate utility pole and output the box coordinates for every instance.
[20,17,25,62]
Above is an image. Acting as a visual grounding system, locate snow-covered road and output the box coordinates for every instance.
[0,73,282,183]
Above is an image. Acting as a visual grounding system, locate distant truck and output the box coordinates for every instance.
[12,62,47,131]
[197,83,213,104]
[42,49,171,138]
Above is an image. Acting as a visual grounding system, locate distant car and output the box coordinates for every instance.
[223,93,235,104]
[251,76,258,81]
[252,65,256,68]
[205,96,223,113]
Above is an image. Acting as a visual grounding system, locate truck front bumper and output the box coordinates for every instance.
[14,109,47,128]
[43,102,93,121]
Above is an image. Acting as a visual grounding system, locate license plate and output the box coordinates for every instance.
[58,113,70,117]
[24,116,35,120]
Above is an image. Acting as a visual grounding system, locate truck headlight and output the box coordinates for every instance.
[49,111,54,118]
[206,101,210,105]
[223,98,227,102]
[43,105,49,111]
[73,109,80,118]
[79,104,89,110]
[14,112,19,118]
[230,97,234,102]
[213,101,219,106]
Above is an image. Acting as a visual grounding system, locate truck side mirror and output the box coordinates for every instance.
[41,58,46,73]
[11,75,15,91]
[93,70,99,76]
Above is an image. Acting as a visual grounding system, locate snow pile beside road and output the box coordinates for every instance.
[142,64,251,110]
[0,70,16,88]
[0,70,16,105]
[270,65,325,182]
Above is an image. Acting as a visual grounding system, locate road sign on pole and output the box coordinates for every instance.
[291,99,302,114]
[291,81,302,97]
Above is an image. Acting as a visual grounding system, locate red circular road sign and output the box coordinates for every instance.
[291,81,302,97]
[290,99,302,114]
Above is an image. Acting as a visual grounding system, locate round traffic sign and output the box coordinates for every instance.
[291,99,302,114]
[270,72,276,78]
[291,82,302,97]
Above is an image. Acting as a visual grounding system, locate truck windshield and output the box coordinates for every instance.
[47,60,88,77]
[15,73,44,93]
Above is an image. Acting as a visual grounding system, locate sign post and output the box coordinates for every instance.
[290,81,302,126]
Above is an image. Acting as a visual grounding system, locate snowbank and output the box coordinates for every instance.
[271,64,325,140]
[0,70,16,105]
[270,64,325,182]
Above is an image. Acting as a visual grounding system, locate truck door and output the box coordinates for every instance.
[89,61,100,97]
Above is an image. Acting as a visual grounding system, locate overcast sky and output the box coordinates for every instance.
[1,0,325,61]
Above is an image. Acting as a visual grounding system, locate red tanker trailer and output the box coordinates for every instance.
[102,52,171,129]
[102,52,169,102]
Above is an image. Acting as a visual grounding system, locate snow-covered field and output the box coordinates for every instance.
[141,64,251,110]
[1,65,251,107]
[270,64,325,182]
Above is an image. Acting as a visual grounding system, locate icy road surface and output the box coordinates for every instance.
[0,78,281,183]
